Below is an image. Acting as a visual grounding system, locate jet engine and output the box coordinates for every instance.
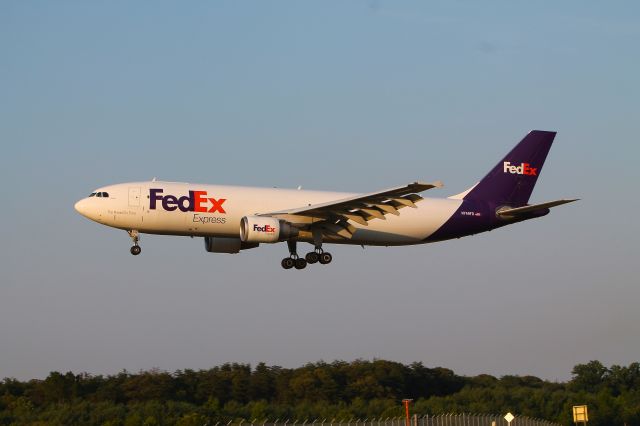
[240,216,299,243]
[204,236,258,254]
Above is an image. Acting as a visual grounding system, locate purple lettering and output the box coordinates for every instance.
[162,195,178,211]
[149,188,164,210]
[178,192,194,212]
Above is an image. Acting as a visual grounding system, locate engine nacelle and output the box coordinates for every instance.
[204,236,258,254]
[240,216,298,243]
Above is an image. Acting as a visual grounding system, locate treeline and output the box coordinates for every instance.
[0,360,638,426]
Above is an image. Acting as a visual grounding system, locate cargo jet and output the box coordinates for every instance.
[75,130,577,269]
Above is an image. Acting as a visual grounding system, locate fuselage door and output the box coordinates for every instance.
[128,187,141,207]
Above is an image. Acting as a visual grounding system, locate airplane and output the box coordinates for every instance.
[74,130,577,269]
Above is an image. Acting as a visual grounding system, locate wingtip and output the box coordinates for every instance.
[413,180,444,188]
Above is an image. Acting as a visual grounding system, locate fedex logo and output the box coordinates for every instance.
[149,189,226,213]
[253,224,276,233]
[503,162,537,176]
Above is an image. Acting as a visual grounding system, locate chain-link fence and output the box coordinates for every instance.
[217,415,560,426]
[417,414,560,426]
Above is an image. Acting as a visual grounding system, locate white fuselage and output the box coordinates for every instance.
[75,181,463,246]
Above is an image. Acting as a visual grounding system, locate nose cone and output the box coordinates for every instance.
[74,199,91,218]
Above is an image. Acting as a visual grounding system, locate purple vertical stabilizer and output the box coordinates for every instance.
[463,130,556,205]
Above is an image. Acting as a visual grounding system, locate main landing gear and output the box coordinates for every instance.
[128,230,141,256]
[281,240,332,270]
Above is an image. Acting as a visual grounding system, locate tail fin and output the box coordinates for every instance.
[460,130,556,205]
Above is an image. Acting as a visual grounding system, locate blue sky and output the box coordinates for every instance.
[1,1,639,381]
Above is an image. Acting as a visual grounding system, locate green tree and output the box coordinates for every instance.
[570,361,608,393]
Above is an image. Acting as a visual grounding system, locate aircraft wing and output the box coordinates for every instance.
[496,199,579,218]
[262,180,443,238]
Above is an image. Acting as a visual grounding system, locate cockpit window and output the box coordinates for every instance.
[92,192,109,198]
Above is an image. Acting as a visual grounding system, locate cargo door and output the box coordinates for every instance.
[128,187,141,206]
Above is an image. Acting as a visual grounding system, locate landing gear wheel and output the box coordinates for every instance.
[281,258,294,269]
[319,252,332,264]
[305,252,319,264]
[127,230,141,256]
[294,258,307,270]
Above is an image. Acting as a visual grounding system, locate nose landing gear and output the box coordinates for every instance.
[128,230,141,256]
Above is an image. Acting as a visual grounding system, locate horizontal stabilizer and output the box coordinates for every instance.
[497,199,579,218]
